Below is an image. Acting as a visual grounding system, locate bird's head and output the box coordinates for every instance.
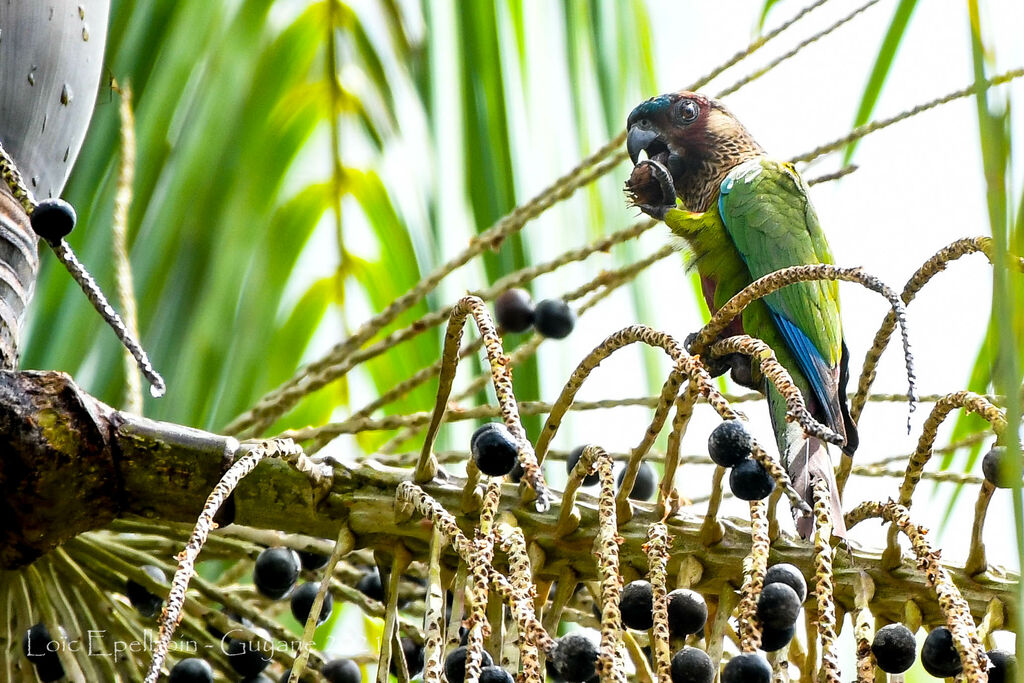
[625,91,762,215]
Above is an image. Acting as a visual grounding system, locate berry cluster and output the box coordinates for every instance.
[494,288,576,339]
[708,420,774,501]
[616,579,714,683]
[755,564,806,653]
[444,645,516,683]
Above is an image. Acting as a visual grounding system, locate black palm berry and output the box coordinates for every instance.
[22,623,64,682]
[126,564,166,618]
[756,582,801,630]
[729,458,775,500]
[921,626,962,678]
[763,563,807,603]
[298,550,329,571]
[279,668,316,683]
[169,657,214,683]
[534,299,575,339]
[480,666,516,683]
[870,623,916,674]
[759,625,795,652]
[444,646,494,683]
[551,633,598,682]
[227,637,272,676]
[982,446,1017,488]
[253,547,301,599]
[322,658,362,683]
[617,462,657,501]
[471,423,502,452]
[670,646,714,683]
[620,580,654,630]
[472,423,519,477]
[708,420,752,467]
[667,589,707,637]
[987,649,1017,683]
[509,461,525,483]
[495,289,535,333]
[356,569,385,602]
[290,582,333,626]
[567,445,599,486]
[721,653,771,683]
[30,198,76,244]
[205,608,249,641]
[391,637,424,677]
[213,491,236,527]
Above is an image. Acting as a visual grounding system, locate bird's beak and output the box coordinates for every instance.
[627,126,661,165]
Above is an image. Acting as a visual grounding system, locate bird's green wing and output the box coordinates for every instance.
[717,157,843,425]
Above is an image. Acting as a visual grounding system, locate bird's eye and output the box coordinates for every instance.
[678,99,699,123]
[637,118,652,129]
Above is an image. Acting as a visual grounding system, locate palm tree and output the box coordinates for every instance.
[1,1,1021,680]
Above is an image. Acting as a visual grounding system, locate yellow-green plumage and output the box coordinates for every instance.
[625,91,857,538]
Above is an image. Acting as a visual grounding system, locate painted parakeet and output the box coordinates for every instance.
[624,91,857,538]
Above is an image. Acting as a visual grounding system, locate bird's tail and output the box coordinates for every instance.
[768,391,846,540]
[788,434,846,540]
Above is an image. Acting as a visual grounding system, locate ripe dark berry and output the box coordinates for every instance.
[756,582,801,630]
[620,580,654,630]
[708,420,752,467]
[921,626,962,678]
[729,458,775,500]
[22,623,65,682]
[534,299,575,339]
[213,491,236,527]
[322,658,362,683]
[617,462,657,501]
[444,646,494,683]
[205,608,249,641]
[495,289,535,333]
[30,198,76,243]
[253,547,301,599]
[982,446,1017,488]
[126,564,166,618]
[721,652,771,683]
[169,658,214,683]
[391,637,424,677]
[567,445,599,486]
[870,623,916,673]
[278,668,315,683]
[667,589,707,637]
[471,423,502,452]
[986,649,1017,683]
[551,633,598,682]
[227,637,272,676]
[759,625,795,652]
[298,550,329,571]
[763,563,807,603]
[670,646,714,683]
[509,461,525,483]
[480,666,516,683]
[356,569,385,602]
[290,582,333,626]
[472,423,519,477]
